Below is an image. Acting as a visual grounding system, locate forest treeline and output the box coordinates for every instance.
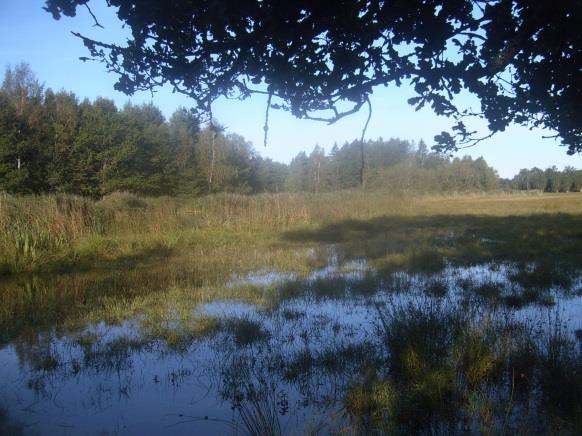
[0,64,580,197]
[507,167,582,193]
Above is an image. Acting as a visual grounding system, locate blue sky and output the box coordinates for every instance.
[1,1,580,178]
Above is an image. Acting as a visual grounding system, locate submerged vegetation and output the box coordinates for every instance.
[1,191,582,434]
[347,299,582,434]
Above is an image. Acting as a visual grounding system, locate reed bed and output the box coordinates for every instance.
[1,190,581,274]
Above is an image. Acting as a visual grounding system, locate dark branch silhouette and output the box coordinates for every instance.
[43,0,581,154]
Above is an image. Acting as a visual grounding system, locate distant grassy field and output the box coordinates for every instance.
[1,190,581,276]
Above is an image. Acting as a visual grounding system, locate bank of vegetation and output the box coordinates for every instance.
[3,64,580,199]
[2,188,582,276]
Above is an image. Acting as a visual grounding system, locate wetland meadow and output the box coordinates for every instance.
[1,191,582,435]
[2,1,582,433]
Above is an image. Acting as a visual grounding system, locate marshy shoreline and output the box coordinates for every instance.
[1,191,582,434]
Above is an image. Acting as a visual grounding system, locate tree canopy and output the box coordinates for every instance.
[3,63,526,197]
[44,0,581,153]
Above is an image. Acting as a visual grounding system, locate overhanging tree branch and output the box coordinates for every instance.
[44,0,582,154]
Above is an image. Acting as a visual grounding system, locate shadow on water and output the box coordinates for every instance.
[2,283,582,434]
[0,266,192,347]
[1,213,582,433]
[0,407,27,436]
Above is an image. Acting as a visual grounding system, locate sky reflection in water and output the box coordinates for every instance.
[1,257,582,435]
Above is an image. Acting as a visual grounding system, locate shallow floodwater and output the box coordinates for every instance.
[1,256,582,435]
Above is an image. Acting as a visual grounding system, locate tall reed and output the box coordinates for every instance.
[1,190,581,274]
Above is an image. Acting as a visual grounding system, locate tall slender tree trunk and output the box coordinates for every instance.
[315,159,321,193]
[209,131,216,192]
[359,141,365,187]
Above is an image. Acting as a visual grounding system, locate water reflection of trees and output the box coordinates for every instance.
[4,296,381,433]
[2,264,582,434]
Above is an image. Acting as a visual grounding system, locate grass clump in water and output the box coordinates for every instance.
[223,316,270,346]
[345,299,582,434]
[424,278,449,298]
[311,276,348,300]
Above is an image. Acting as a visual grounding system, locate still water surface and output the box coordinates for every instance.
[1,257,581,434]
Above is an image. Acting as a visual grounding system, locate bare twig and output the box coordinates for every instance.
[84,4,104,29]
[359,97,373,186]
[360,97,373,145]
[263,91,273,147]
[456,131,496,149]
[165,414,236,429]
